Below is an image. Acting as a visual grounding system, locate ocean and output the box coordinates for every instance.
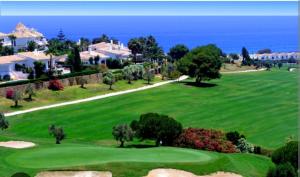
[0,16,298,54]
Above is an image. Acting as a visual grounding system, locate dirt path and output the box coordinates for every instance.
[5,76,188,117]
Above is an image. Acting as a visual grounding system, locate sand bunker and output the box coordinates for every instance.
[145,169,242,177]
[35,171,112,177]
[0,141,35,149]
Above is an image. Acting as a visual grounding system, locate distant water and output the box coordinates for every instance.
[0,16,298,53]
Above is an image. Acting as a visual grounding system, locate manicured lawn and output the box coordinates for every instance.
[0,143,272,177]
[0,77,161,113]
[0,68,297,177]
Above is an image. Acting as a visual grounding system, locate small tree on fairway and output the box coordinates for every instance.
[112,124,134,147]
[24,84,35,101]
[12,90,22,107]
[0,113,9,130]
[103,71,115,90]
[48,125,66,144]
[143,68,154,84]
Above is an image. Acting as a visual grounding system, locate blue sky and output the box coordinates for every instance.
[0,1,298,16]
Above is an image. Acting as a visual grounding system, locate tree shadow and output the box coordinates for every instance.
[10,105,23,109]
[125,144,157,149]
[182,81,217,88]
[23,98,34,102]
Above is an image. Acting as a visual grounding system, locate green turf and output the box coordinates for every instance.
[0,68,297,177]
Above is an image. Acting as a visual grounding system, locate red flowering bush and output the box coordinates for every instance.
[48,79,64,91]
[6,89,14,99]
[174,128,237,153]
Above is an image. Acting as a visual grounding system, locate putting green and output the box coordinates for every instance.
[6,145,217,169]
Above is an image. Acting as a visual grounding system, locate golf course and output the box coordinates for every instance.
[0,68,298,177]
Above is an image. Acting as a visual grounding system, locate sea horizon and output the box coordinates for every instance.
[0,16,298,54]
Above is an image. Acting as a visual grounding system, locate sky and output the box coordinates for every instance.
[0,1,298,16]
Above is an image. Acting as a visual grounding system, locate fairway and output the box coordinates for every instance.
[0,69,297,177]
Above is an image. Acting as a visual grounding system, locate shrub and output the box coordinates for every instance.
[267,162,297,177]
[143,68,155,84]
[131,113,182,146]
[114,73,124,81]
[236,138,254,153]
[48,79,64,91]
[112,124,134,147]
[226,131,245,145]
[78,77,87,88]
[174,128,237,153]
[271,141,298,169]
[3,74,11,81]
[169,70,181,80]
[254,146,262,154]
[6,89,14,99]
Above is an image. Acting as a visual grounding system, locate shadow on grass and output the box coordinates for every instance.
[10,105,23,109]
[23,98,34,102]
[181,81,217,88]
[125,144,157,149]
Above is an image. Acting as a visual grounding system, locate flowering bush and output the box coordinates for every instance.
[174,128,237,153]
[48,79,64,91]
[6,89,14,99]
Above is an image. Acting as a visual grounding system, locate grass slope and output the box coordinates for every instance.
[0,69,297,177]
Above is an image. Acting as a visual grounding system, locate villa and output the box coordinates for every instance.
[0,51,57,80]
[250,52,300,61]
[0,23,47,51]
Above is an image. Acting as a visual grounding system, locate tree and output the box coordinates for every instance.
[24,84,35,101]
[45,44,59,76]
[67,46,82,72]
[168,44,189,62]
[88,57,94,65]
[241,47,251,66]
[112,124,134,147]
[48,125,66,144]
[92,34,110,44]
[278,63,283,69]
[271,141,298,169]
[78,77,87,89]
[57,29,65,42]
[103,71,115,90]
[226,131,245,145]
[0,113,9,130]
[257,48,272,54]
[33,61,46,78]
[8,34,16,52]
[143,67,154,84]
[27,41,37,52]
[94,55,100,65]
[236,138,254,153]
[267,162,297,177]
[229,53,239,60]
[131,113,183,146]
[122,66,134,84]
[78,37,90,51]
[12,90,22,107]
[128,38,143,63]
[177,44,223,85]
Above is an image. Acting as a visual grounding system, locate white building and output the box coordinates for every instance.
[0,23,47,51]
[250,52,300,61]
[88,40,131,61]
[0,51,56,80]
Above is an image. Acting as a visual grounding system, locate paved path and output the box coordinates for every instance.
[5,76,188,117]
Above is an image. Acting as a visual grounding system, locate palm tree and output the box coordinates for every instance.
[128,38,143,64]
[8,35,16,52]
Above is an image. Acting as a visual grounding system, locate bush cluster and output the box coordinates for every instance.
[48,79,64,91]
[174,128,237,153]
